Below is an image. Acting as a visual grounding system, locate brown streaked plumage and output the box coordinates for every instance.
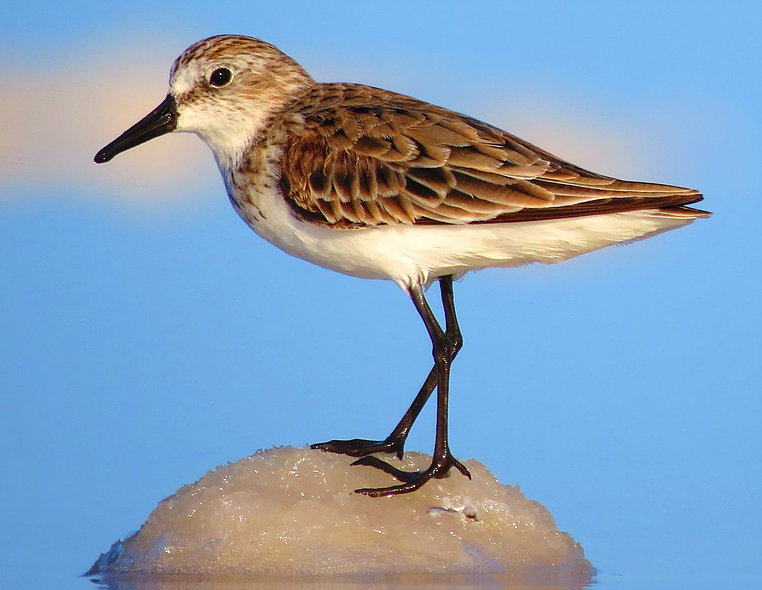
[278,83,705,229]
[95,35,709,498]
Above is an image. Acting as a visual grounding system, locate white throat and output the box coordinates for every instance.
[176,106,270,172]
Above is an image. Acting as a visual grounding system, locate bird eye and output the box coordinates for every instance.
[209,68,232,87]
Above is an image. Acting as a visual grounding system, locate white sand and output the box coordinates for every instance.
[89,446,591,578]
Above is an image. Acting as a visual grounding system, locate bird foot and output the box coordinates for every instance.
[351,453,471,497]
[310,435,407,460]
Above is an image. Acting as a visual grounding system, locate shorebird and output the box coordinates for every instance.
[95,35,708,497]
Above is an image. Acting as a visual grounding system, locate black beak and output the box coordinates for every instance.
[94,95,177,163]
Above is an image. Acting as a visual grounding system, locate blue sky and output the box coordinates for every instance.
[1,2,760,589]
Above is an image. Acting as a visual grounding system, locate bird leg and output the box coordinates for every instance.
[310,367,437,459]
[353,275,471,496]
[311,276,461,461]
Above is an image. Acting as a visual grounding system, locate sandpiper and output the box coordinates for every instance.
[95,35,708,497]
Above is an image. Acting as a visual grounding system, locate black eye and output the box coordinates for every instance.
[209,68,232,87]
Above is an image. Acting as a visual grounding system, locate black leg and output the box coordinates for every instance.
[353,276,470,496]
[311,276,462,461]
[310,367,437,459]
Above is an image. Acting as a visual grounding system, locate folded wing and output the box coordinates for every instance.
[279,84,706,227]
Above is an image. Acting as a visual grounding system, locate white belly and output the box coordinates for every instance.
[227,170,696,291]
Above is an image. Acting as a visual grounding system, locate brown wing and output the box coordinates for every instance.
[279,83,705,227]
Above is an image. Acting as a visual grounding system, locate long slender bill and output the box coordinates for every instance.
[94,95,177,163]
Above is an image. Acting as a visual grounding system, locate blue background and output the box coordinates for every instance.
[1,2,760,588]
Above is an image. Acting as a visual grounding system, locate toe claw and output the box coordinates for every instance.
[452,457,471,479]
[351,450,470,495]
[311,436,406,458]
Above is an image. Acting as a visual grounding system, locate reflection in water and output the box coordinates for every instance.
[88,567,596,590]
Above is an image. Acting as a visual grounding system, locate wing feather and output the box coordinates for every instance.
[279,83,705,227]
